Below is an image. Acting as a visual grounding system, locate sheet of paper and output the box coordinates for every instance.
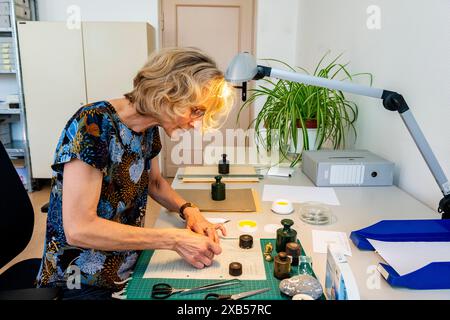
[267,166,295,177]
[368,239,450,276]
[262,184,340,205]
[143,239,266,280]
[206,217,230,224]
[312,230,352,256]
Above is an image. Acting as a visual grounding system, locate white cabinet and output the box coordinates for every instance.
[83,22,154,102]
[18,21,155,178]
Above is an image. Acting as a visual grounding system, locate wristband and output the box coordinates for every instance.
[179,202,194,220]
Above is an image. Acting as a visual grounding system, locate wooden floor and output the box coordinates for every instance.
[0,180,166,275]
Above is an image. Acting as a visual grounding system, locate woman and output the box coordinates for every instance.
[36,47,234,299]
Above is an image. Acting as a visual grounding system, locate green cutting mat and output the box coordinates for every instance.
[125,239,324,300]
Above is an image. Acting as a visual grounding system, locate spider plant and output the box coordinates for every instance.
[238,51,373,166]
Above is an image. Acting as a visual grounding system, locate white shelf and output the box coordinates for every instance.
[0,108,20,114]
[3,1,42,192]
[4,140,25,157]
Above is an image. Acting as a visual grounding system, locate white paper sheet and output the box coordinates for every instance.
[312,230,352,256]
[262,185,340,205]
[267,166,295,177]
[143,239,266,280]
[206,217,230,224]
[368,239,450,276]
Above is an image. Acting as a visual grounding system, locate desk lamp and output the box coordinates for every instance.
[225,52,450,219]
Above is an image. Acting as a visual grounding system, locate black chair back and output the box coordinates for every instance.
[0,141,34,269]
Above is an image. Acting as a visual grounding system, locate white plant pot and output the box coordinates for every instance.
[288,128,318,153]
[255,127,318,156]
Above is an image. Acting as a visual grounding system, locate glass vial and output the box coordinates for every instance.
[298,256,313,275]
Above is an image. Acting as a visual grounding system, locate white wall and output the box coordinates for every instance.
[255,0,299,64]
[37,0,160,47]
[253,0,300,115]
[296,0,450,212]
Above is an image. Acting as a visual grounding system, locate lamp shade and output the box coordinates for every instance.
[225,52,258,83]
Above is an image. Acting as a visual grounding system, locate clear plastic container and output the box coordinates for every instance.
[299,202,333,225]
[298,255,314,275]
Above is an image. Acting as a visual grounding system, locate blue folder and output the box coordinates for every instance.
[350,219,450,290]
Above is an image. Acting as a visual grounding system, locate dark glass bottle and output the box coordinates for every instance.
[211,175,226,201]
[276,219,297,253]
[218,154,229,174]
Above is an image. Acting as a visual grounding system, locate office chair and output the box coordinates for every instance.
[0,141,60,300]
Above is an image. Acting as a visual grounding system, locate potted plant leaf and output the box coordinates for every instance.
[238,51,373,166]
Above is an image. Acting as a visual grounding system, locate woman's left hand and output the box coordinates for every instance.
[183,207,227,243]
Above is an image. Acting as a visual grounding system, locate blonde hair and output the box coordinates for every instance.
[125,47,234,130]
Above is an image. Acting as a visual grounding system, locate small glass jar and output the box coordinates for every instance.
[299,202,332,225]
[298,255,313,275]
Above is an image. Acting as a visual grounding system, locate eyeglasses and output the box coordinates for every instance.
[190,107,206,119]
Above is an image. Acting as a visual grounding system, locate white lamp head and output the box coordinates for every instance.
[225,52,259,83]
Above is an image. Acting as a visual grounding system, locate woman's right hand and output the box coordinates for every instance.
[171,229,222,269]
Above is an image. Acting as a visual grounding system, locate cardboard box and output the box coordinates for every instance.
[325,245,360,300]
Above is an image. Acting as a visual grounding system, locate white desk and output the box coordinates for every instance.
[153,168,450,300]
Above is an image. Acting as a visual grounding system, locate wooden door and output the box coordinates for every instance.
[161,0,255,177]
[18,21,87,178]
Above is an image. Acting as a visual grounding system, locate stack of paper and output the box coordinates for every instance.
[368,240,450,276]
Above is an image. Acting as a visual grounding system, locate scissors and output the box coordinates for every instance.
[151,279,241,299]
[204,287,270,300]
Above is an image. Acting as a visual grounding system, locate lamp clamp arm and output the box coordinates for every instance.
[254,65,272,80]
[381,90,410,113]
[440,195,450,219]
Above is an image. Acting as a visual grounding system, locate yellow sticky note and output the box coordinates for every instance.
[1,43,11,48]
[2,59,11,64]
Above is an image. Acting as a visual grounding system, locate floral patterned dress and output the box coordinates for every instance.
[36,101,161,289]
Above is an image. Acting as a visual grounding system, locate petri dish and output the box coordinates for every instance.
[238,220,258,233]
[299,202,333,225]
